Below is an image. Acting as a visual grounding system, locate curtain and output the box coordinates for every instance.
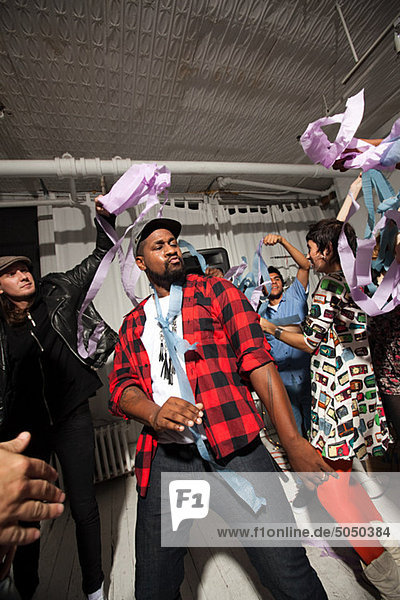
[216,200,335,293]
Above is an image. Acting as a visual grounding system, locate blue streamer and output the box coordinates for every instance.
[362,170,396,239]
[380,137,400,168]
[362,170,399,274]
[152,283,266,513]
[178,239,208,274]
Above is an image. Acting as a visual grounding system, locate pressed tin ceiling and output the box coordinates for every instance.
[0,0,399,199]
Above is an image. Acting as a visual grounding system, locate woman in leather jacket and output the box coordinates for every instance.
[0,199,117,600]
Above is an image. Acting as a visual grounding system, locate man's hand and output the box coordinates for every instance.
[249,364,334,490]
[149,398,203,433]
[205,267,224,278]
[260,318,274,335]
[94,195,111,218]
[263,234,282,247]
[0,432,65,547]
[284,437,334,489]
[119,386,204,433]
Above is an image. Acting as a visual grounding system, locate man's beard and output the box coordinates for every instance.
[146,259,186,289]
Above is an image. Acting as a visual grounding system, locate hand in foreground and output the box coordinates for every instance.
[284,436,335,490]
[205,267,224,278]
[94,195,111,218]
[0,432,65,547]
[150,398,203,433]
[263,234,282,246]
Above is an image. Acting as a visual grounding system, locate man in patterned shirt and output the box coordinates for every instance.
[109,218,330,600]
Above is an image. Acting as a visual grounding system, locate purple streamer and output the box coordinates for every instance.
[338,195,400,317]
[300,89,400,172]
[300,89,364,169]
[100,163,170,215]
[77,163,171,359]
[224,260,248,281]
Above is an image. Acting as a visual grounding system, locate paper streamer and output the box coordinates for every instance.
[178,239,208,273]
[99,163,170,215]
[338,196,400,317]
[361,169,397,239]
[247,239,272,310]
[227,241,271,309]
[300,89,365,169]
[152,283,266,514]
[300,89,400,171]
[77,163,171,359]
[224,259,248,281]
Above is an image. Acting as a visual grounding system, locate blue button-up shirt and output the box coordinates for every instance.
[258,278,310,385]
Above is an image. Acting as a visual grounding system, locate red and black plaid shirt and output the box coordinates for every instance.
[109,274,273,496]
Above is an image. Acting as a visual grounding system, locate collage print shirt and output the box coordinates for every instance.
[302,272,390,461]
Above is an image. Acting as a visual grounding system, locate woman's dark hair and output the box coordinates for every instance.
[306,218,357,265]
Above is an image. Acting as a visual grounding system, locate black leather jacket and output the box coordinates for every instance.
[0,218,118,431]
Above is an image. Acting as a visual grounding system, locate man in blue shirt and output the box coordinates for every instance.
[259,234,311,436]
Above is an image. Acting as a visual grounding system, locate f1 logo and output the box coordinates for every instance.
[169,480,210,531]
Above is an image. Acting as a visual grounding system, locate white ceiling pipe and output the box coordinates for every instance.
[0,158,353,179]
[217,177,329,196]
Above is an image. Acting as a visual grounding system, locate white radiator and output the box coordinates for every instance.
[94,422,135,482]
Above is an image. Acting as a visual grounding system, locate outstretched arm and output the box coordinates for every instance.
[249,363,333,487]
[260,318,313,353]
[53,195,117,293]
[336,173,363,222]
[263,234,310,290]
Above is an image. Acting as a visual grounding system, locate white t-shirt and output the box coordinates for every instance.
[269,302,280,311]
[142,295,195,444]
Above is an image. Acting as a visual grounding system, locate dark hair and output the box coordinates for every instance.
[0,294,32,325]
[306,218,357,264]
[268,266,284,284]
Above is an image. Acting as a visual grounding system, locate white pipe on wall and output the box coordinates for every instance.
[0,158,352,179]
[0,198,73,208]
[216,177,331,196]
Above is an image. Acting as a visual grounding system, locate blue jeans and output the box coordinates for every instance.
[285,379,312,437]
[135,437,327,600]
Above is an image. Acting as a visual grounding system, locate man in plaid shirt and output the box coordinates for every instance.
[109,218,330,600]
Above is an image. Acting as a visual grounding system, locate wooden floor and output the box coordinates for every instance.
[26,440,399,599]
